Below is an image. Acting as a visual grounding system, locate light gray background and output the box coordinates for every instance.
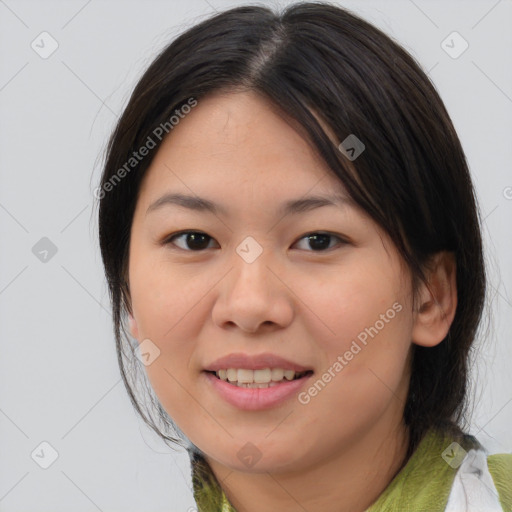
[0,0,511,510]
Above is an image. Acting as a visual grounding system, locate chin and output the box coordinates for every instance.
[212,445,307,475]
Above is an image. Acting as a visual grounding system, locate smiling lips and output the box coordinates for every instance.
[204,352,312,387]
[203,352,314,409]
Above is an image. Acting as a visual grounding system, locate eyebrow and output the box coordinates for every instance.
[146,192,352,217]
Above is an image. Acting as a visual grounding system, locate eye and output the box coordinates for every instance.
[164,231,218,251]
[163,231,348,252]
[293,232,347,252]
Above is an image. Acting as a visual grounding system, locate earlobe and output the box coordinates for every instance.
[411,251,457,348]
[128,313,139,340]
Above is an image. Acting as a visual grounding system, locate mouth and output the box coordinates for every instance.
[202,353,314,409]
[205,368,314,388]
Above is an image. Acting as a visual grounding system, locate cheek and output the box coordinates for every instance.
[128,254,215,423]
[129,252,210,339]
[296,256,408,352]
[295,257,413,410]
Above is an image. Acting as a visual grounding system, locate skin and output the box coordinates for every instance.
[127,90,457,512]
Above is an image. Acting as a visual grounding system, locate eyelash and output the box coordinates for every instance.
[162,230,349,253]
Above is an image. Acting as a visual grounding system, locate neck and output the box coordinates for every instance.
[207,421,410,512]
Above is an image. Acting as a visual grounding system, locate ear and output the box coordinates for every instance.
[411,251,457,348]
[128,313,140,340]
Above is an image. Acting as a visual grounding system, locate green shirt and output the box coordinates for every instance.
[190,429,512,511]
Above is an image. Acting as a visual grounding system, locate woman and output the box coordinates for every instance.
[97,3,511,511]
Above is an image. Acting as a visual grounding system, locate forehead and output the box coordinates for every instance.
[138,90,348,203]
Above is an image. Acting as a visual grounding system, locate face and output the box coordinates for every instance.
[128,90,416,474]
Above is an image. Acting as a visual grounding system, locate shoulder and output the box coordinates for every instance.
[445,447,512,512]
[487,452,512,511]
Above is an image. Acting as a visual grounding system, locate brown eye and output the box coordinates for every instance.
[293,232,346,252]
[165,231,217,251]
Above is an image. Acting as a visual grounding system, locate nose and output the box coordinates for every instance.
[211,245,294,334]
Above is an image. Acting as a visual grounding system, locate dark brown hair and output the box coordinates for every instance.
[97,2,486,458]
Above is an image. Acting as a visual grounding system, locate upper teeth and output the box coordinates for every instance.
[216,368,304,383]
